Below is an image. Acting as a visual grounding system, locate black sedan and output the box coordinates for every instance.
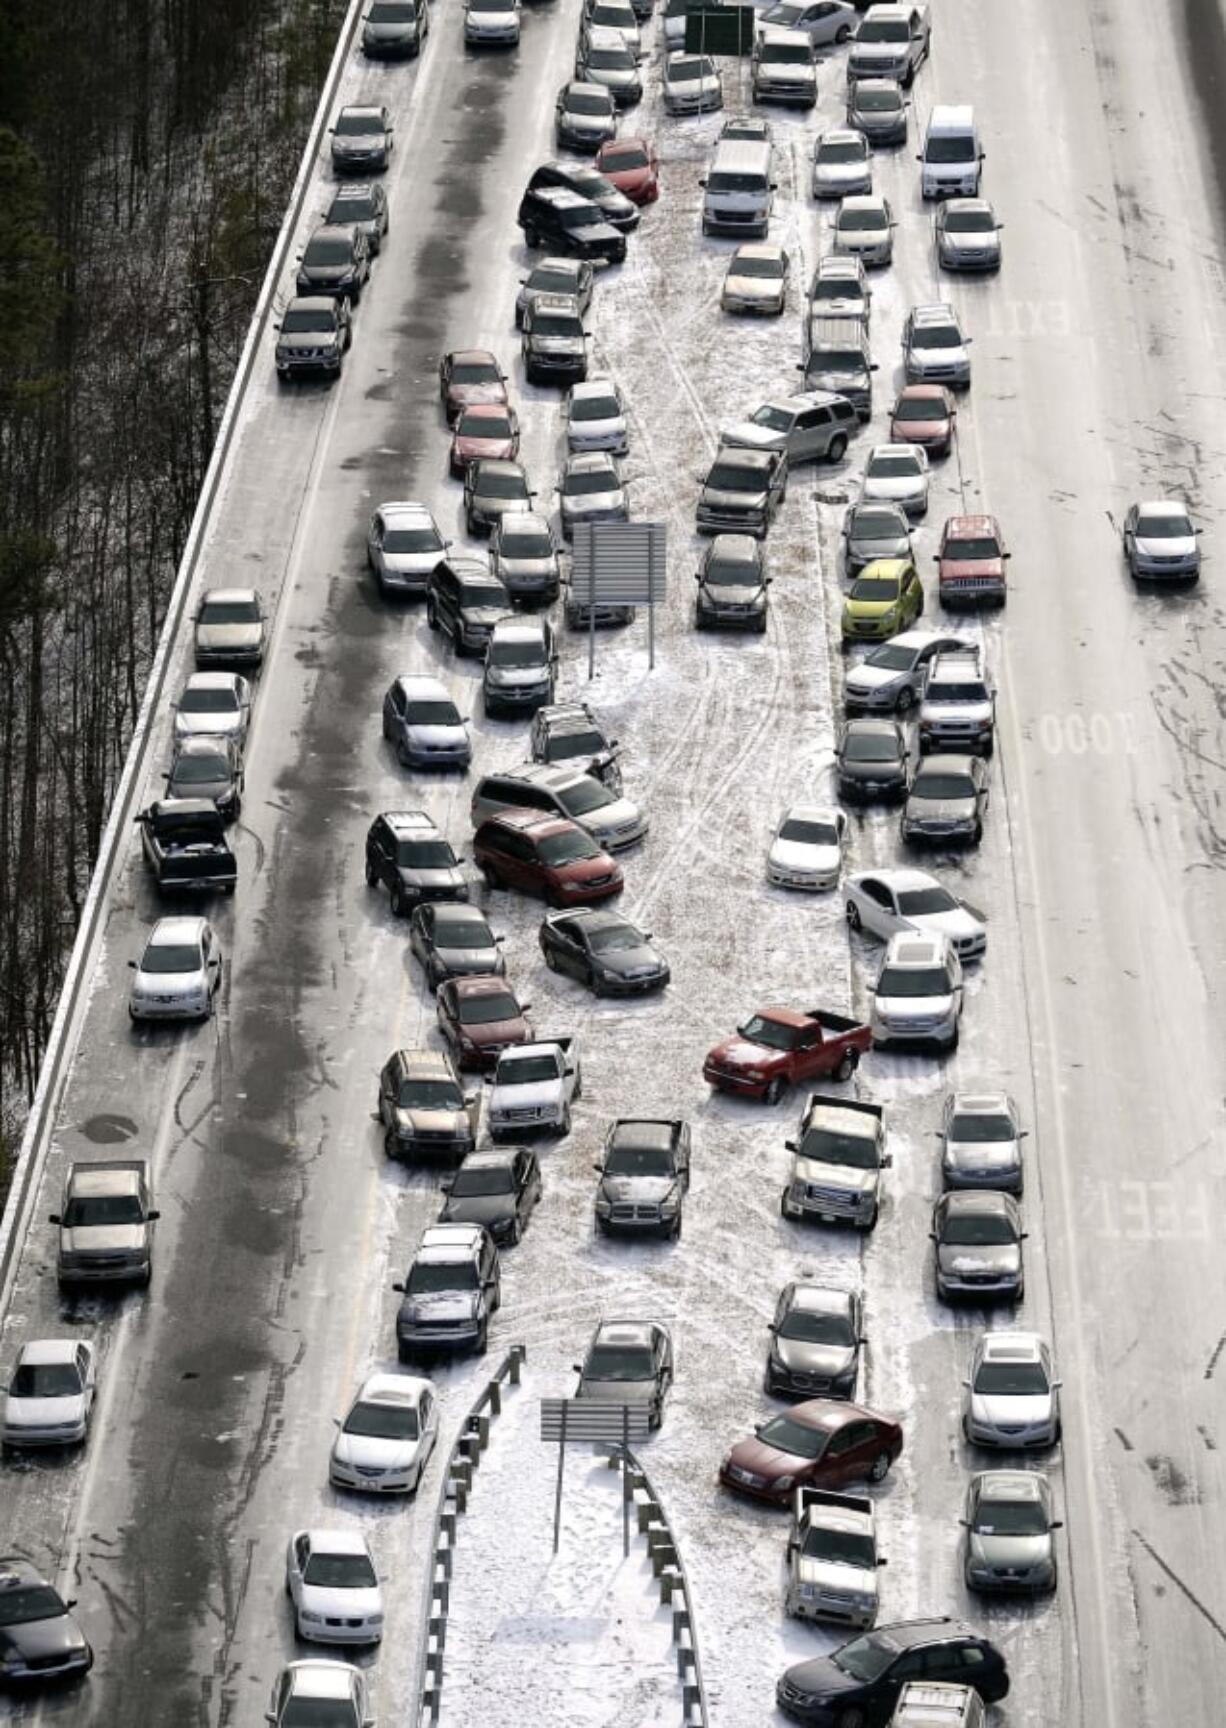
[164,736,244,821]
[439,1147,542,1246]
[0,1559,92,1686]
[539,908,669,995]
[835,718,908,802]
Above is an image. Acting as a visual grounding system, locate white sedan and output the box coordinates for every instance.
[329,1372,439,1494]
[129,916,222,1022]
[266,1661,373,1728]
[759,0,855,42]
[844,867,987,960]
[861,443,929,519]
[286,1530,384,1645]
[662,51,723,114]
[768,805,846,891]
[722,243,790,315]
[173,670,252,744]
[1,1340,96,1448]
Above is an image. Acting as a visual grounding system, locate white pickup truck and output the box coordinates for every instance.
[488,1039,582,1139]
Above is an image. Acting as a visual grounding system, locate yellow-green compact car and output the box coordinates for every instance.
[840,557,924,645]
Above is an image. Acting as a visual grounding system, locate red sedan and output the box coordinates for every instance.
[436,976,533,1073]
[438,348,510,425]
[595,137,660,206]
[450,404,521,477]
[719,1400,903,1507]
[890,385,956,457]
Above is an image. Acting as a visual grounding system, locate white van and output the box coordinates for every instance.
[919,105,983,199]
[700,139,775,237]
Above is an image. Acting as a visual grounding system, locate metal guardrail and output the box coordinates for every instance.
[0,0,370,1317]
[606,1445,710,1728]
[413,1344,527,1728]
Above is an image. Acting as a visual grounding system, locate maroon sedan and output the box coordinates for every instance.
[439,348,510,425]
[595,137,660,206]
[474,810,623,908]
[889,385,956,457]
[436,976,533,1073]
[719,1400,903,1507]
[450,404,521,477]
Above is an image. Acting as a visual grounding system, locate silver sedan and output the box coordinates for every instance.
[1123,499,1201,580]
[1,1339,96,1447]
[558,451,628,540]
[963,1470,1061,1595]
[173,670,252,744]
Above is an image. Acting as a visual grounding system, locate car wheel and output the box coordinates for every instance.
[834,1048,859,1082]
[397,1341,414,1365]
[508,1217,522,1246]
[868,1451,891,1484]
[481,863,501,889]
[837,1712,866,1728]
[477,1321,489,1356]
[764,1076,786,1107]
[391,883,409,917]
[426,600,438,630]
[573,1069,583,1100]
[231,793,243,820]
[835,22,851,40]
[384,1127,400,1160]
[972,820,983,846]
[845,900,862,931]
[916,590,925,616]
[560,1106,572,1136]
[544,948,559,972]
[895,686,915,714]
[670,1215,682,1242]
[828,433,848,462]
[860,1204,879,1232]
[946,1025,960,1054]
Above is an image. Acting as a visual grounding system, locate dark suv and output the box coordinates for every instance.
[295,223,371,302]
[777,1619,1009,1726]
[365,811,468,916]
[526,161,640,231]
[517,185,627,264]
[427,556,511,655]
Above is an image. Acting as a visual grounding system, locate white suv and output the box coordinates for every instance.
[919,649,996,755]
[870,932,963,1052]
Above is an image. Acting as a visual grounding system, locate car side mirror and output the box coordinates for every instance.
[266,1715,278,1725]
[440,1180,453,1193]
[147,1209,161,1221]
[698,177,708,187]
[592,1162,603,1173]
[1051,1519,1064,1531]
[1053,1379,1064,1389]
[881,1153,893,1168]
[572,1362,583,1373]
[693,572,701,581]
[48,1212,61,1225]
[520,1002,532,1013]
[332,1417,342,1428]
[128,959,137,969]
[928,1230,937,1240]
[1019,1230,1029,1240]
[961,1377,970,1388]
[494,933,506,943]
[392,1281,405,1293]
[784,1139,797,1153]
[770,181,778,190]
[958,1518,969,1528]
[870,362,879,371]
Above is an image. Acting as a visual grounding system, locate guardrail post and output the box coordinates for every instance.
[435,1546,453,1580]
[637,1499,664,1533]
[677,1644,696,1679]
[672,1607,691,1643]
[658,1567,681,1604]
[440,1512,456,1543]
[509,1342,526,1385]
[428,1616,446,1651]
[683,1683,702,1714]
[451,1458,473,1491]
[488,1378,502,1416]
[466,1411,491,1452]
[431,1580,449,1615]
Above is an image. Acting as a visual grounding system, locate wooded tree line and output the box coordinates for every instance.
[0,0,347,1172]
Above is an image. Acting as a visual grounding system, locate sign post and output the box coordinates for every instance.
[570,522,668,678]
[539,1398,653,1552]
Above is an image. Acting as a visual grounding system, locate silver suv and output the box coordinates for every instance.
[871,932,963,1052]
[722,392,858,465]
[470,762,646,849]
[483,617,558,716]
[393,1223,500,1358]
[902,303,971,388]
[919,649,996,754]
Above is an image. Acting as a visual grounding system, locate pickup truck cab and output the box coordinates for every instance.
[138,798,237,895]
[847,2,929,86]
[488,1038,582,1138]
[594,1118,691,1240]
[781,1094,889,1229]
[704,1008,870,1103]
[785,1489,883,1628]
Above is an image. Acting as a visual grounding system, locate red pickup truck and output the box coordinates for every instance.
[703,1008,871,1104]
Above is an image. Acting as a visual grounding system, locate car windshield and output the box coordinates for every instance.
[565,469,617,496]
[914,772,975,800]
[606,1145,673,1177]
[533,314,583,338]
[500,527,553,555]
[602,144,648,170]
[927,136,975,162]
[561,203,609,231]
[949,1110,1014,1142]
[489,637,546,667]
[757,1415,827,1460]
[558,780,613,818]
[799,1127,878,1169]
[850,577,901,604]
[942,1210,1017,1246]
[335,110,383,135]
[779,818,838,846]
[834,1633,896,1684]
[801,1525,876,1567]
[397,1079,464,1110]
[434,918,495,949]
[812,278,862,301]
[567,89,613,114]
[408,1260,479,1292]
[62,1193,144,1226]
[199,598,260,625]
[303,1552,378,1589]
[912,324,960,348]
[461,581,508,607]
[537,830,601,865]
[857,15,906,37]
[708,172,762,192]
[670,57,711,80]
[284,1701,360,1728]
[369,0,418,17]
[810,350,861,374]
[973,1359,1048,1396]
[896,885,959,915]
[751,405,793,433]
[820,140,865,163]
[932,682,989,702]
[459,991,520,1025]
[572,395,620,422]
[305,236,353,265]
[180,686,238,713]
[546,729,605,760]
[453,359,502,385]
[398,841,457,869]
[895,396,944,421]
[839,209,886,232]
[1140,511,1193,537]
[854,511,905,541]
[0,1585,64,1627]
[845,729,900,760]
[706,557,759,585]
[877,965,950,997]
[974,1496,1048,1536]
[330,191,377,220]
[584,1344,653,1380]
[588,45,633,67]
[171,752,229,784]
[587,924,640,956]
[478,470,528,499]
[500,1053,559,1083]
[405,701,462,725]
[733,254,785,278]
[344,1399,419,1439]
[870,454,920,478]
[778,1309,854,1345]
[761,42,811,62]
[945,207,994,232]
[944,537,999,560]
[739,1014,799,1050]
[384,525,442,552]
[11,1362,81,1397]
[451,1165,515,1196]
[458,411,514,439]
[856,88,900,112]
[282,304,335,333]
[142,942,203,973]
[706,461,761,492]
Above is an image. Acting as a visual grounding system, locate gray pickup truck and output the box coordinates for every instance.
[138,798,237,895]
[594,1118,691,1240]
[49,1159,160,1288]
[847,2,930,86]
[780,1095,890,1230]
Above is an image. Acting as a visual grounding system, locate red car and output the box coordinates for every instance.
[436,976,533,1073]
[890,385,956,457]
[703,1008,871,1104]
[935,513,1009,609]
[595,136,660,205]
[450,404,521,477]
[438,348,510,425]
[719,1400,903,1507]
[473,809,623,907]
